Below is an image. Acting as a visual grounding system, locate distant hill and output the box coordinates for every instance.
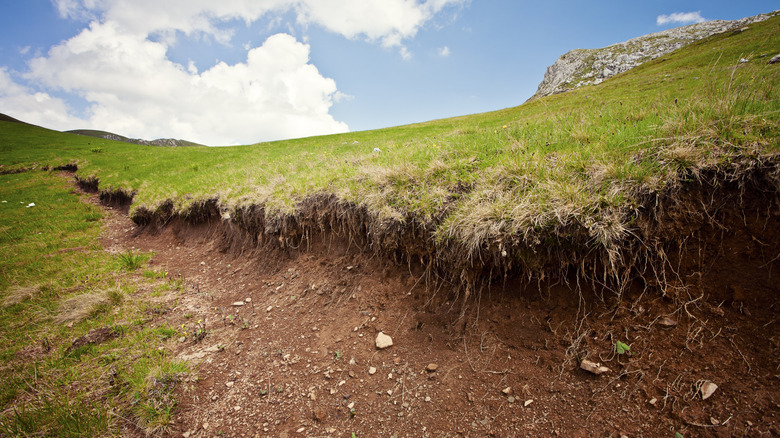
[66,129,202,147]
[0,113,32,125]
[529,10,777,100]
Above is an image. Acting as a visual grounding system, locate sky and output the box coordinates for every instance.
[0,1,776,145]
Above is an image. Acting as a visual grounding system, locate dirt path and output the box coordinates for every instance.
[96,193,780,437]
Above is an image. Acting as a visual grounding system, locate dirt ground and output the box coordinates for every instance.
[94,189,780,438]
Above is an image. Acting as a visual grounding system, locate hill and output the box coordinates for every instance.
[1,11,779,437]
[66,129,202,147]
[530,10,776,100]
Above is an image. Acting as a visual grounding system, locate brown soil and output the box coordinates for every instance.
[94,185,780,438]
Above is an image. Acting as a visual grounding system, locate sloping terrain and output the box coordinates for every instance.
[529,10,776,99]
[0,10,779,438]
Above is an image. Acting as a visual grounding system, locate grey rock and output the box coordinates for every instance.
[769,54,780,64]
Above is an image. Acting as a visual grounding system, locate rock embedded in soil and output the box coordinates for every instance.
[524,399,534,407]
[700,380,718,400]
[580,359,611,375]
[375,332,393,349]
[426,363,438,372]
[658,316,678,328]
[769,53,780,64]
[502,387,512,395]
[232,301,245,306]
[368,366,377,375]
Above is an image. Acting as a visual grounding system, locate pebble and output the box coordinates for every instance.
[425,396,431,402]
[769,54,780,64]
[244,297,252,303]
[700,380,718,400]
[375,332,393,349]
[232,301,245,307]
[658,316,677,328]
[266,305,273,312]
[369,367,377,375]
[202,422,209,430]
[502,387,512,395]
[580,359,610,375]
[649,397,658,405]
[507,396,516,403]
[426,363,438,372]
[225,381,234,388]
[524,399,534,407]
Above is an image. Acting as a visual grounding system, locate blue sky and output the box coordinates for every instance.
[0,1,776,145]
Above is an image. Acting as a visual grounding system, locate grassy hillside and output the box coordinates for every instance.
[1,14,779,287]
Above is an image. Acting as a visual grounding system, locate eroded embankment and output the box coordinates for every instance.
[75,154,780,305]
[61,162,780,437]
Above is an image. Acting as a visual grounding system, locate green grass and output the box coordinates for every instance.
[0,172,188,436]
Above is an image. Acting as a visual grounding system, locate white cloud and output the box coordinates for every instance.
[24,23,347,144]
[656,11,707,26]
[10,0,463,143]
[0,68,87,129]
[438,46,450,57]
[52,0,464,54]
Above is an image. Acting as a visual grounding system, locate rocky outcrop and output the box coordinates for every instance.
[529,11,777,101]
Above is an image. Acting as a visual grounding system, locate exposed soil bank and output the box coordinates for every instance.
[86,169,780,437]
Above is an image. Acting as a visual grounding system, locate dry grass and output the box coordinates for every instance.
[1,285,38,308]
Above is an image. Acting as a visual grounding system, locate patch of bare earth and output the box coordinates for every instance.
[95,190,779,438]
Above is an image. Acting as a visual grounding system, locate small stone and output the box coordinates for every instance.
[580,359,610,375]
[368,366,377,375]
[349,357,356,366]
[245,297,252,303]
[297,427,305,433]
[347,401,355,409]
[507,396,516,403]
[739,57,749,64]
[769,54,780,64]
[232,301,245,307]
[502,387,512,395]
[202,422,209,430]
[524,399,534,407]
[375,332,393,349]
[266,305,273,312]
[649,397,658,405]
[178,336,186,343]
[225,381,234,388]
[183,432,191,438]
[425,396,431,402]
[426,363,438,372]
[700,380,718,400]
[658,316,677,328]
[710,417,720,425]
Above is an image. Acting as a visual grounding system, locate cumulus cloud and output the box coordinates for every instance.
[438,46,450,57]
[6,0,462,144]
[24,23,347,144]
[656,11,707,26]
[52,0,463,54]
[0,68,87,129]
